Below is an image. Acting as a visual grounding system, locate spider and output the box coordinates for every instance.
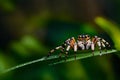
[47,34,111,59]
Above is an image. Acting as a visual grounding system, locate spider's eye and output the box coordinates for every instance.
[85,36,87,38]
[79,35,82,37]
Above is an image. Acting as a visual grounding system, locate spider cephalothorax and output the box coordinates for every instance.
[47,34,111,59]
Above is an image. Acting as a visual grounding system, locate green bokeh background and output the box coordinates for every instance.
[0,0,120,80]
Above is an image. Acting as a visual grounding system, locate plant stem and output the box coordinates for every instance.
[1,49,117,74]
[49,49,117,65]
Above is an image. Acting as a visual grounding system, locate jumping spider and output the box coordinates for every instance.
[47,34,111,59]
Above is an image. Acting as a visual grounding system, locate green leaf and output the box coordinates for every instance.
[95,17,120,50]
[0,49,117,74]
[49,49,117,65]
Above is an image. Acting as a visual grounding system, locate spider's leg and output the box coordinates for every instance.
[66,45,70,55]
[77,41,85,50]
[65,45,71,61]
[105,42,111,51]
[106,42,111,49]
[101,42,106,48]
[79,44,85,50]
[101,41,107,52]
[86,44,90,50]
[59,48,65,58]
[47,46,62,57]
[74,43,77,60]
[86,41,91,50]
[101,39,111,51]
[91,42,95,56]
[97,41,102,56]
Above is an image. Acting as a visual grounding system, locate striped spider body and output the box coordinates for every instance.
[47,34,111,59]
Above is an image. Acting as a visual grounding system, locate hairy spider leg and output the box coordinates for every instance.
[74,42,77,60]
[91,42,95,56]
[77,35,85,50]
[47,45,63,57]
[101,38,111,52]
[47,38,71,58]
[65,37,77,60]
[91,37,98,56]
[85,35,92,50]
[66,45,71,56]
[92,36,104,56]
[86,40,92,50]
[102,39,111,47]
[77,40,85,50]
[96,38,102,56]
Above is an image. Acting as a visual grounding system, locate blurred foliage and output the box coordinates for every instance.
[0,0,120,80]
[0,0,15,12]
[95,17,120,50]
[0,51,15,73]
[11,35,48,57]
